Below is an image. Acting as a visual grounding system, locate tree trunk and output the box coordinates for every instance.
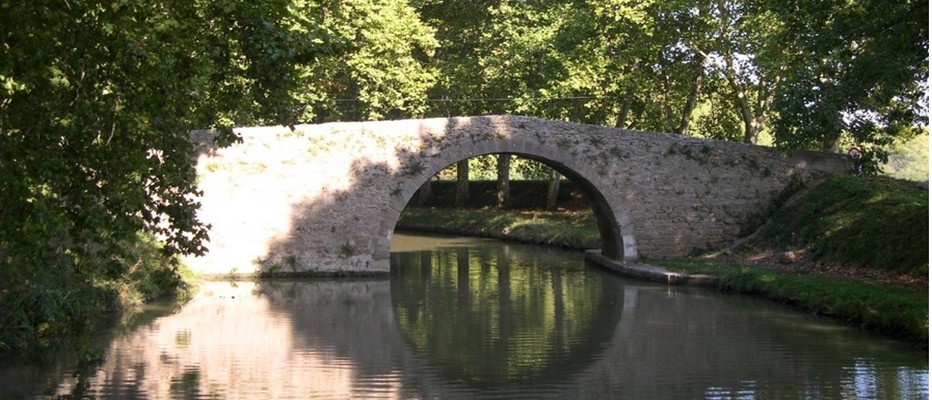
[546,169,561,210]
[417,179,432,205]
[616,85,636,128]
[675,52,705,135]
[657,51,677,133]
[616,61,640,129]
[455,159,469,207]
[720,60,758,144]
[740,111,758,144]
[496,154,511,209]
[660,75,676,133]
[822,136,842,153]
[721,52,782,145]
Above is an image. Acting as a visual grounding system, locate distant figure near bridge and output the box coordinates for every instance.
[186,116,845,276]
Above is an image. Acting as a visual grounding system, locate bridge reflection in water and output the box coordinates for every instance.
[3,233,925,399]
[390,233,621,386]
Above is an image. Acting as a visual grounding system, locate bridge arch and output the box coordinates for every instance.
[378,137,639,263]
[187,115,845,276]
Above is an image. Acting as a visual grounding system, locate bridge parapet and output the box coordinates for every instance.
[186,116,846,276]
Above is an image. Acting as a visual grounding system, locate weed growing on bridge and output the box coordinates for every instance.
[374,135,389,149]
[339,243,356,258]
[204,160,222,172]
[607,146,626,159]
[276,128,298,139]
[665,142,718,166]
[401,160,426,176]
[743,154,758,169]
[284,255,298,272]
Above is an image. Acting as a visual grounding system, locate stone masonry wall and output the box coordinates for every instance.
[185,116,846,276]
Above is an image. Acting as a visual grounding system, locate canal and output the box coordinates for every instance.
[0,232,926,399]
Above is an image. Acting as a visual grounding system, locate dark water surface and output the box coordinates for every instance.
[0,232,926,399]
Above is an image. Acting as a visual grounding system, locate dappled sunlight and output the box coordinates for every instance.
[190,125,381,273]
[188,122,460,274]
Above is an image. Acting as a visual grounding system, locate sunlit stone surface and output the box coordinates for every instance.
[186,116,847,275]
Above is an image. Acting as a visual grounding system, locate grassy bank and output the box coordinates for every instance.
[651,259,927,343]
[751,175,927,276]
[397,208,600,249]
[398,175,928,345]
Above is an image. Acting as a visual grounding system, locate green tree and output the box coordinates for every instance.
[663,0,787,144]
[769,0,928,169]
[884,133,929,182]
[0,0,328,350]
[418,0,742,137]
[298,0,438,121]
[418,0,500,116]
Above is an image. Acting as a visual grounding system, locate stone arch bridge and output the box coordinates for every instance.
[186,116,845,276]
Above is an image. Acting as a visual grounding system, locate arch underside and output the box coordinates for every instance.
[530,154,627,260]
[381,140,637,265]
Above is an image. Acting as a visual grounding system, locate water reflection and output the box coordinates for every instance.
[90,281,396,399]
[388,233,928,398]
[0,233,926,399]
[390,238,620,385]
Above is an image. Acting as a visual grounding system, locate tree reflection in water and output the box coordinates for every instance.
[390,238,621,385]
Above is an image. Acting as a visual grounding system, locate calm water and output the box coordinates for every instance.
[0,232,926,399]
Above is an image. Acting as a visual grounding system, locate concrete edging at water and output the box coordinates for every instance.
[394,224,722,287]
[584,250,720,287]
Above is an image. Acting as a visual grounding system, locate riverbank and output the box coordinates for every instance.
[396,175,929,346]
[0,233,195,355]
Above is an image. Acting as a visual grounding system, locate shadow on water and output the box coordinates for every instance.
[388,235,928,398]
